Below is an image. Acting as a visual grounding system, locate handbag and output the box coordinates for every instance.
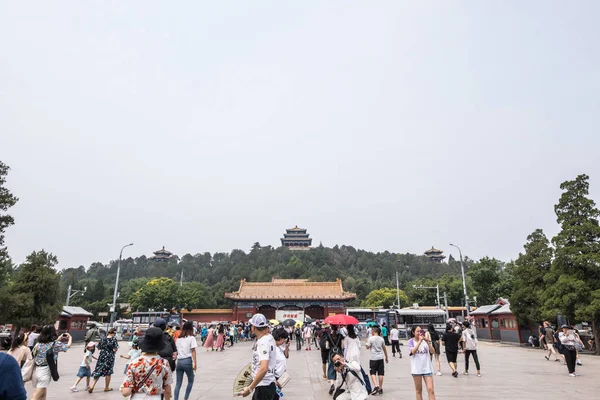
[21,357,35,382]
[276,371,291,388]
[46,343,60,381]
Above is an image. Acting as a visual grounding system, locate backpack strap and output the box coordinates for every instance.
[348,369,366,387]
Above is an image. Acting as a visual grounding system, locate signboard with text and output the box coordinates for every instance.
[275,310,304,322]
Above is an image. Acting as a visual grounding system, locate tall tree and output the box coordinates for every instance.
[510,229,553,324]
[129,278,178,311]
[0,161,18,263]
[542,174,600,354]
[6,251,62,334]
[362,288,408,308]
[467,257,510,305]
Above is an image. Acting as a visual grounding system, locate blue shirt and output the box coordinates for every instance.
[0,352,27,400]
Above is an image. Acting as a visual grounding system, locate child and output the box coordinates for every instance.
[70,341,97,392]
[119,339,141,374]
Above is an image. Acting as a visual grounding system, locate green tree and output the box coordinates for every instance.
[467,257,509,305]
[0,161,18,263]
[362,288,408,308]
[5,251,62,333]
[175,282,216,310]
[542,174,600,353]
[88,278,107,302]
[510,229,553,324]
[129,278,178,311]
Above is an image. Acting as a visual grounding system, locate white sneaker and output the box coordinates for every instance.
[436,371,442,376]
[463,371,469,375]
[477,373,481,377]
[70,387,79,392]
[569,373,576,377]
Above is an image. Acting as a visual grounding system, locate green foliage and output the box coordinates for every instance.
[130,278,179,311]
[510,229,553,324]
[467,257,512,305]
[362,288,408,308]
[404,275,473,307]
[3,251,62,332]
[0,161,18,262]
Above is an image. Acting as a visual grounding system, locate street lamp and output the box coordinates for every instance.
[413,284,441,310]
[110,243,134,325]
[65,285,86,306]
[449,243,470,316]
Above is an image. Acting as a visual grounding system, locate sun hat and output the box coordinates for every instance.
[86,341,97,348]
[561,324,571,329]
[249,313,269,328]
[140,327,166,353]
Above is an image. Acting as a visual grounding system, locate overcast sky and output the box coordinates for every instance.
[2,2,599,269]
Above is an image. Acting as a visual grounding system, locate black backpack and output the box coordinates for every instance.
[319,329,330,349]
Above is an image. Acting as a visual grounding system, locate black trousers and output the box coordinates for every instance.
[564,348,577,374]
[391,340,400,355]
[253,383,277,400]
[384,336,390,346]
[465,350,480,371]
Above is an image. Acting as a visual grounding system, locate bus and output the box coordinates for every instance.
[131,311,182,328]
[346,307,447,338]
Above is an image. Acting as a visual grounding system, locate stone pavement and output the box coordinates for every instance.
[30,339,599,400]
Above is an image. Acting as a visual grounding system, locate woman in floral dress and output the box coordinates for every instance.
[203,325,215,351]
[89,328,119,393]
[121,327,172,400]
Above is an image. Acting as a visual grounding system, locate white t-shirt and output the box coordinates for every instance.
[366,336,385,360]
[252,334,277,387]
[462,328,478,351]
[408,338,433,375]
[366,327,372,338]
[27,332,40,347]
[274,345,287,379]
[176,336,198,359]
[81,350,94,367]
[390,329,400,341]
[344,336,361,364]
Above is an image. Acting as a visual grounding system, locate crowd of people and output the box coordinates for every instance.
[1,315,593,400]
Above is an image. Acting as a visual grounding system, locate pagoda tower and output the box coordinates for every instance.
[149,246,173,261]
[424,246,446,263]
[281,226,312,250]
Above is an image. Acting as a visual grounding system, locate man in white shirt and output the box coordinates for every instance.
[240,314,277,400]
[389,325,401,358]
[331,354,368,400]
[366,327,388,395]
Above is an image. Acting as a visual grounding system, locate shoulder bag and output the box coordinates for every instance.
[46,342,60,381]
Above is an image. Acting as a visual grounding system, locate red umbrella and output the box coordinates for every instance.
[324,314,359,325]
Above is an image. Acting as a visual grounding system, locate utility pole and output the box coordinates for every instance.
[111,243,134,325]
[396,270,401,309]
[180,265,184,287]
[66,284,86,306]
[450,243,470,316]
[443,292,449,320]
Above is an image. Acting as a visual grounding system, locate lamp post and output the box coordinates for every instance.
[110,243,134,325]
[65,285,86,306]
[449,243,470,316]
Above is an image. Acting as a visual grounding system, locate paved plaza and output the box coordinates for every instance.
[26,339,600,400]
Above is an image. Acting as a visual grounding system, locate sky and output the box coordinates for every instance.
[1,1,599,269]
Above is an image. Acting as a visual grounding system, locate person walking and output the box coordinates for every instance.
[31,326,72,400]
[85,324,102,350]
[154,318,177,371]
[239,314,278,399]
[441,324,461,378]
[325,325,345,395]
[120,339,141,375]
[425,323,441,376]
[272,327,290,399]
[203,325,215,351]
[89,328,119,393]
[390,325,402,358]
[215,324,225,352]
[26,325,40,352]
[461,321,481,376]
[540,321,560,362]
[381,323,389,346]
[120,327,173,400]
[0,352,27,400]
[343,325,361,365]
[558,325,578,377]
[295,325,303,351]
[8,333,33,369]
[70,341,97,392]
[174,322,197,400]
[366,327,388,395]
[303,324,313,351]
[408,326,436,400]
[318,323,332,380]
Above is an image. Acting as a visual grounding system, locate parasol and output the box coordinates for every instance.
[366,321,379,327]
[295,321,304,328]
[447,318,457,323]
[233,363,253,396]
[324,314,359,326]
[269,319,281,326]
[282,319,297,327]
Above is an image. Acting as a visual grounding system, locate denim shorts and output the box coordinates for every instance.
[77,366,91,378]
[412,373,433,377]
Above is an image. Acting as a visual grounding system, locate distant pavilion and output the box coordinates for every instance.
[280,226,312,250]
[149,246,173,261]
[424,246,446,263]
